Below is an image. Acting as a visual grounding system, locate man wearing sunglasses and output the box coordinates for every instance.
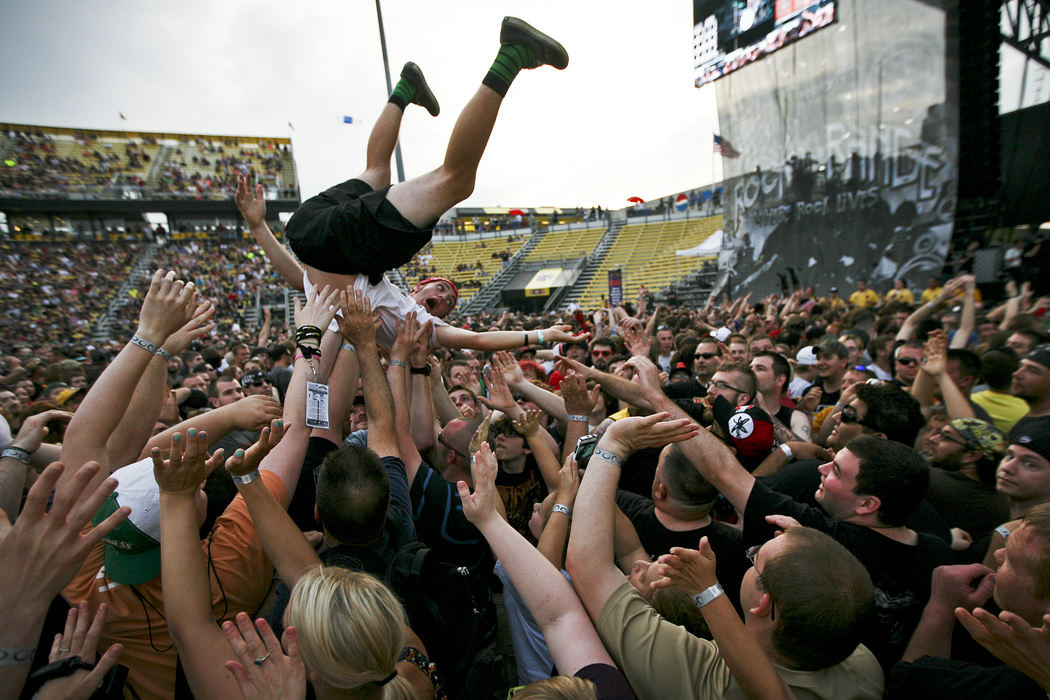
[894,341,925,389]
[589,337,617,372]
[692,338,723,387]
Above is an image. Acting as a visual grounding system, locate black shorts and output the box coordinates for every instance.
[285,178,434,282]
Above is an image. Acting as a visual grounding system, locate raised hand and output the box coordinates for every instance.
[231,395,283,432]
[151,428,225,497]
[225,421,286,478]
[137,270,198,343]
[512,409,543,438]
[956,610,1050,691]
[477,364,520,416]
[651,536,718,595]
[922,331,947,378]
[555,453,581,507]
[600,412,699,457]
[235,174,267,230]
[222,613,307,700]
[338,289,380,347]
[0,461,128,607]
[560,373,600,418]
[625,355,663,398]
[37,602,123,700]
[293,284,340,334]
[491,351,525,385]
[457,442,501,528]
[390,312,419,363]
[10,409,72,455]
[163,300,216,356]
[543,325,590,346]
[620,322,650,357]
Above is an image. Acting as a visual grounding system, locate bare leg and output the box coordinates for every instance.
[356,102,404,190]
[386,85,503,227]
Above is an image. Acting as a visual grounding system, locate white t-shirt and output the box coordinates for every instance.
[304,272,448,348]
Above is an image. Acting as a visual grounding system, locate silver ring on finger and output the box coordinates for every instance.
[58,647,71,654]
[253,652,271,666]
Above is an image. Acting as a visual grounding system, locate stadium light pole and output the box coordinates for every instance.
[375,0,406,183]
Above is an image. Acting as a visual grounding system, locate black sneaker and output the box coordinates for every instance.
[401,62,440,116]
[500,17,569,70]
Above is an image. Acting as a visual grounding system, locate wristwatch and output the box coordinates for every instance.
[691,582,724,607]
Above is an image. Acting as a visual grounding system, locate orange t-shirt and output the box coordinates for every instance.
[63,471,287,700]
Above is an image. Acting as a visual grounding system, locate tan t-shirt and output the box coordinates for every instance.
[63,471,287,700]
[596,581,884,700]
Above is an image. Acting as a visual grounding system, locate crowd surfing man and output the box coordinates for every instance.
[238,17,583,352]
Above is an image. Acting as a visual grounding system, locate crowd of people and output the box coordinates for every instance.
[3,12,1050,698]
[1,247,1049,698]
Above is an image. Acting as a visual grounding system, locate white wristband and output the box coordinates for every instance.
[130,333,159,355]
[551,503,572,517]
[778,443,794,462]
[231,469,261,485]
[566,414,589,423]
[691,582,724,607]
[593,447,625,467]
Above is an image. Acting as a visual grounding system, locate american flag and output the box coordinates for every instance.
[713,134,740,158]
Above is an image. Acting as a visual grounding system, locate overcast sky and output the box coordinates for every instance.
[1,1,722,210]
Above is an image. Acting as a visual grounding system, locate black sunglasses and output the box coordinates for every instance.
[437,432,469,460]
[896,357,920,366]
[695,352,720,360]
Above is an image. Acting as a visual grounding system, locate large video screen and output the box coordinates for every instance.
[694,0,836,88]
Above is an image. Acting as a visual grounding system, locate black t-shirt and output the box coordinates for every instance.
[744,479,952,669]
[925,468,1010,541]
[575,662,638,700]
[496,455,548,540]
[760,459,953,544]
[802,379,840,411]
[888,656,1046,699]
[616,490,748,608]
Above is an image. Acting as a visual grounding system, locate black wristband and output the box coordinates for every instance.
[410,364,431,375]
[24,656,95,697]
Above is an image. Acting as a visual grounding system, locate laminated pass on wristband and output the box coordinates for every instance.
[306,381,330,429]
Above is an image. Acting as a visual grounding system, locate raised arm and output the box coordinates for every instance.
[155,428,238,699]
[61,270,197,492]
[536,455,581,569]
[901,563,995,662]
[0,461,128,699]
[0,409,70,518]
[557,353,654,413]
[513,409,561,492]
[108,300,216,469]
[949,276,976,350]
[236,174,304,291]
[558,373,601,462]
[567,413,698,620]
[914,331,975,418]
[652,538,793,700]
[225,424,322,588]
[459,443,617,676]
[632,356,757,512]
[340,289,399,460]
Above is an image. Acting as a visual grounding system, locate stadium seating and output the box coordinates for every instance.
[523,226,606,263]
[572,215,722,310]
[0,124,295,199]
[401,236,525,304]
[0,239,142,349]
